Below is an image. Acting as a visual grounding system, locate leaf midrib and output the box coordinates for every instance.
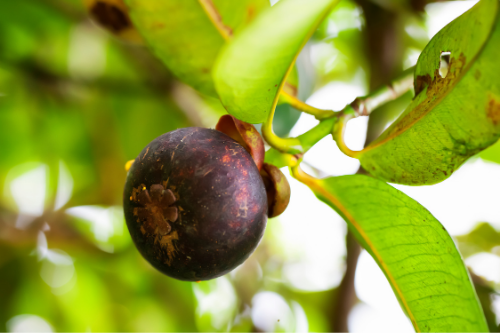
[197,0,232,41]
[201,0,338,116]
[268,1,340,122]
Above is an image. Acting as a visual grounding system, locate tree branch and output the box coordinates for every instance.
[332,230,361,332]
[263,66,414,157]
[332,68,414,158]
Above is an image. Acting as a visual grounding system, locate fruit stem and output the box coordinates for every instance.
[290,161,321,190]
[262,116,338,156]
[331,67,415,158]
[350,67,414,117]
[279,91,335,120]
[331,109,361,158]
[262,106,304,155]
[264,67,415,158]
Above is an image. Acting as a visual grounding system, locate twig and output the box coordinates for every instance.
[332,230,361,332]
[263,68,414,157]
[333,69,414,158]
[280,91,335,120]
[351,69,414,117]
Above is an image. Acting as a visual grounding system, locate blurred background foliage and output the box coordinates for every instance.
[1,0,500,332]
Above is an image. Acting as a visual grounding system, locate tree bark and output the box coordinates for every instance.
[332,230,362,332]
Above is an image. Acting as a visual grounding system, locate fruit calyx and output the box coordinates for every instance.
[216,115,265,170]
[216,115,291,218]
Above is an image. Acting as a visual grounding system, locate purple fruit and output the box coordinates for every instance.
[123,127,267,281]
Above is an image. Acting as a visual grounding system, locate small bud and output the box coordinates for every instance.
[125,159,135,171]
[260,163,291,218]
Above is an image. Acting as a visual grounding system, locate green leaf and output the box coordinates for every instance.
[281,63,299,98]
[125,0,269,96]
[470,272,500,332]
[298,172,488,332]
[358,0,500,185]
[212,0,270,35]
[273,104,301,137]
[213,0,339,123]
[479,137,500,164]
[455,222,500,258]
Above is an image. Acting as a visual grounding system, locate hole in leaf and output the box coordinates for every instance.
[439,51,451,78]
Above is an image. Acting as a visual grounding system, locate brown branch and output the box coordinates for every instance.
[332,230,361,332]
[3,58,173,96]
[0,209,109,258]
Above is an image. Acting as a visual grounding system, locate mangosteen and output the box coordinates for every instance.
[123,127,268,281]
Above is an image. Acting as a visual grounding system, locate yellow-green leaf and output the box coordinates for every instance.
[297,172,488,332]
[125,0,269,96]
[213,0,339,123]
[456,222,500,258]
[479,137,500,164]
[358,0,500,185]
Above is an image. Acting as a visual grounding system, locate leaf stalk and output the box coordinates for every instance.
[266,68,415,157]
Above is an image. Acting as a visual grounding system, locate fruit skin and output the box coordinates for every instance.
[123,127,267,281]
[215,115,291,218]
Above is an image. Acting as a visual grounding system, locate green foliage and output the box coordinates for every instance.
[302,173,488,332]
[456,222,500,258]
[471,272,500,332]
[273,103,302,137]
[359,0,500,185]
[125,0,224,96]
[213,0,339,123]
[125,0,269,96]
[3,0,500,332]
[312,0,368,86]
[480,138,500,164]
